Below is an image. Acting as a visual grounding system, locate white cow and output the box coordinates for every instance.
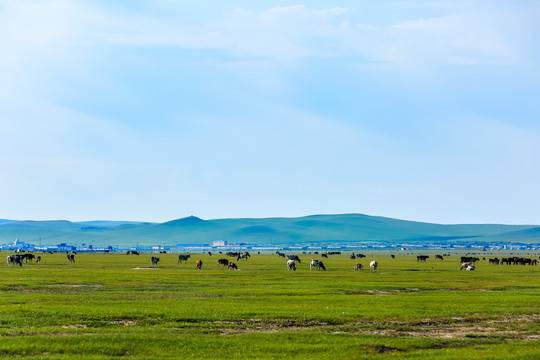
[460,262,475,271]
[370,260,378,272]
[287,259,296,271]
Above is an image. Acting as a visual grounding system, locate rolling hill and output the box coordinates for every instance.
[0,214,538,248]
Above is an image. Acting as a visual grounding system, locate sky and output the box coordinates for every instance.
[1,0,539,224]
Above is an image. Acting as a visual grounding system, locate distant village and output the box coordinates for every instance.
[1,238,538,254]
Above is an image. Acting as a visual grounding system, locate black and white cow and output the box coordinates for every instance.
[287,259,296,271]
[309,259,326,271]
[7,255,23,267]
[151,256,160,268]
[178,254,191,264]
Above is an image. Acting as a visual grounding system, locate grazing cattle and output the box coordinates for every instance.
[104,249,110,254]
[489,258,500,265]
[354,263,363,271]
[417,255,429,262]
[460,262,475,271]
[178,254,191,264]
[357,254,366,258]
[36,256,41,263]
[217,259,229,269]
[370,260,378,272]
[196,259,202,270]
[461,256,479,263]
[47,251,53,254]
[391,255,395,259]
[350,254,356,259]
[287,259,296,271]
[276,251,286,258]
[67,254,75,263]
[7,255,23,267]
[227,261,238,270]
[309,259,326,271]
[435,255,444,260]
[531,259,538,266]
[226,251,240,258]
[321,254,328,258]
[22,253,35,263]
[237,252,250,261]
[208,252,212,256]
[151,256,160,268]
[287,255,301,263]
[500,257,511,265]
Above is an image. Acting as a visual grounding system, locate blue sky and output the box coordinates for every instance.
[1,0,539,224]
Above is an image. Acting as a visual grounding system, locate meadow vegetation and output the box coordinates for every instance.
[0,252,538,359]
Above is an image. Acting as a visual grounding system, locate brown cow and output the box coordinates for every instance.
[196,259,202,270]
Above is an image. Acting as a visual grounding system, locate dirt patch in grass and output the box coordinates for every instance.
[214,313,539,341]
[46,284,103,288]
[132,267,159,270]
[346,288,493,295]
[59,324,88,329]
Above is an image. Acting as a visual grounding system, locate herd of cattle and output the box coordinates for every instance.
[5,250,540,272]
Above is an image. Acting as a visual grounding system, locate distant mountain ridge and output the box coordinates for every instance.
[0,214,538,248]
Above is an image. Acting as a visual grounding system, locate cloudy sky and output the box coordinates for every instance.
[1,0,539,224]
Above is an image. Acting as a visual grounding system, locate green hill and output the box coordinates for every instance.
[0,214,538,248]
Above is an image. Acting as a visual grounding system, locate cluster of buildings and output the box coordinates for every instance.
[1,238,538,254]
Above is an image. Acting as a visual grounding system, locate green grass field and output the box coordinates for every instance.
[0,252,538,359]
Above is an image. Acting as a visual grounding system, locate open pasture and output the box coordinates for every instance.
[0,252,539,359]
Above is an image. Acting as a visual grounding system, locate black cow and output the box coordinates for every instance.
[67,253,75,263]
[417,255,429,262]
[22,253,35,263]
[178,254,191,264]
[435,255,444,260]
[217,259,229,269]
[151,256,160,268]
[287,255,301,263]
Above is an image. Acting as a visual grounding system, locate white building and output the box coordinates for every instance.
[212,240,227,246]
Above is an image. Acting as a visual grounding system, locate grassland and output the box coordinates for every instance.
[0,252,538,359]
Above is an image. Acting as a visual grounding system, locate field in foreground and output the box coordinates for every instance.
[0,252,539,359]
